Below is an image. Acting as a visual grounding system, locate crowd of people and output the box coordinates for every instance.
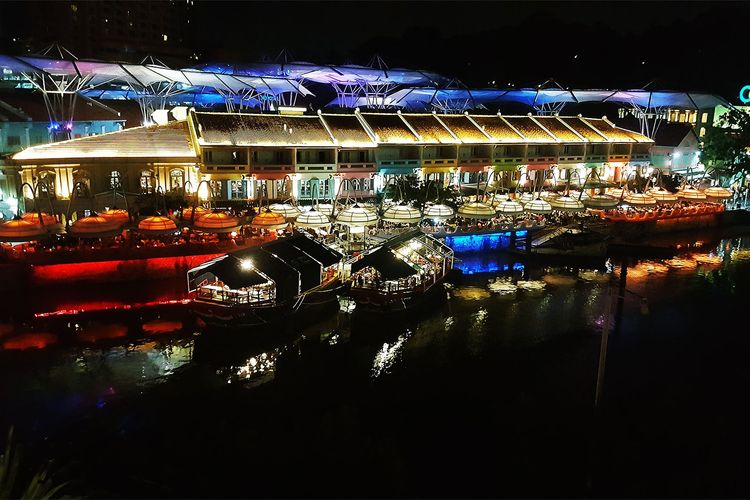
[598,201,724,221]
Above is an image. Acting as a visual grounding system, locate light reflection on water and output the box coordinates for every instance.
[371,330,412,379]
[3,235,750,432]
[221,348,281,387]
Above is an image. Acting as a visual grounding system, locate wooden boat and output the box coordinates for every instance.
[344,229,456,313]
[188,233,346,328]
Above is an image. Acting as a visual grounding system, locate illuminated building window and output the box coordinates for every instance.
[162,34,168,42]
[169,169,184,191]
[230,180,246,198]
[140,170,155,193]
[209,180,222,198]
[109,170,122,190]
[299,179,331,198]
[702,112,709,123]
[699,127,706,137]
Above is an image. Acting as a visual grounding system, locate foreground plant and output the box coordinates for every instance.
[0,428,68,499]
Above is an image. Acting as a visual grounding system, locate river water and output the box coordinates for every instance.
[2,232,750,497]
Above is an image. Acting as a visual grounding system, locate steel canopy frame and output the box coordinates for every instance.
[0,51,315,125]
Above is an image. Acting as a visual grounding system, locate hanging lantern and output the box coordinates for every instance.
[382,204,422,224]
[335,204,379,226]
[623,193,657,206]
[99,208,130,226]
[193,211,241,233]
[0,217,49,242]
[295,209,331,229]
[358,202,379,213]
[423,203,455,220]
[524,199,553,214]
[21,212,57,226]
[457,202,495,220]
[539,190,559,200]
[647,187,678,203]
[584,194,619,209]
[180,206,207,222]
[704,186,732,199]
[269,203,302,220]
[316,203,335,216]
[607,188,626,199]
[517,192,535,205]
[69,215,122,237]
[496,200,524,215]
[676,187,707,200]
[251,210,287,230]
[568,190,590,201]
[137,216,178,235]
[550,196,586,212]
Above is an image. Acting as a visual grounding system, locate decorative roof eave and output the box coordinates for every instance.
[197,139,338,148]
[15,154,198,165]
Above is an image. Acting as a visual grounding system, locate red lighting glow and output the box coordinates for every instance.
[30,254,224,287]
[142,320,183,335]
[34,298,192,318]
[2,332,57,350]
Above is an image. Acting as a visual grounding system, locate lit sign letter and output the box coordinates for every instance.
[740,85,750,104]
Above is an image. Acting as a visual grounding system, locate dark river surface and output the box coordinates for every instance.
[2,231,750,498]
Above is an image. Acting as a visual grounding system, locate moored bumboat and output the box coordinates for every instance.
[188,233,345,328]
[343,229,456,313]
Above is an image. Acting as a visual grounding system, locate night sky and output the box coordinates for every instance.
[0,1,747,101]
[187,1,749,100]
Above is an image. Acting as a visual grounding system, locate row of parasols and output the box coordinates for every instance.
[0,209,182,242]
[0,185,734,242]
[454,185,734,219]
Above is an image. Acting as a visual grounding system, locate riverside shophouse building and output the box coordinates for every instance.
[12,108,652,214]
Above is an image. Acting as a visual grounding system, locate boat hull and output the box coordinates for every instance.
[348,270,459,314]
[191,280,347,330]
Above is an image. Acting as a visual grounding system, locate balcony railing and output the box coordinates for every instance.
[378,159,420,167]
[338,162,377,171]
[421,158,458,167]
[295,163,336,172]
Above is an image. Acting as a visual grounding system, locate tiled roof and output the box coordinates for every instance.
[585,118,650,143]
[503,116,556,142]
[561,117,608,142]
[533,117,584,142]
[321,114,376,147]
[437,115,490,143]
[195,112,334,146]
[11,112,652,164]
[400,114,457,143]
[469,115,523,142]
[359,113,419,143]
[13,121,195,162]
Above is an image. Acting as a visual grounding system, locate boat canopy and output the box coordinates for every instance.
[188,254,270,290]
[351,247,419,280]
[187,233,343,301]
[349,228,453,280]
